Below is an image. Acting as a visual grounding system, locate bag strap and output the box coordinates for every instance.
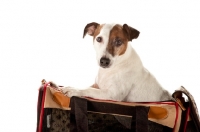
[70,96,88,132]
[172,86,200,132]
[131,106,149,132]
[70,96,149,132]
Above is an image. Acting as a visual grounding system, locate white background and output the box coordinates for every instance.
[0,0,200,131]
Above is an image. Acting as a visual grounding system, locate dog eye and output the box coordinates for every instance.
[96,37,102,42]
[115,39,122,46]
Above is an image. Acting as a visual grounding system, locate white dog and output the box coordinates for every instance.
[52,22,172,102]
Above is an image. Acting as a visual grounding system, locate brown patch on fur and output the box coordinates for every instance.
[83,22,99,38]
[107,24,129,56]
[93,24,104,41]
[123,24,140,41]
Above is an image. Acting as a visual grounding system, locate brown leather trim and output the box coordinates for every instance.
[148,106,168,120]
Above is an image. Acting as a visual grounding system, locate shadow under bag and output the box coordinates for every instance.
[36,80,200,132]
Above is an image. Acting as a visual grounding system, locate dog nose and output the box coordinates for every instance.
[100,57,110,67]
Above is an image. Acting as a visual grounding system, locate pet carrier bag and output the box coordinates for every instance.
[36,79,200,132]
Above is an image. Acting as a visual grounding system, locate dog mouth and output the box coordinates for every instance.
[99,57,111,68]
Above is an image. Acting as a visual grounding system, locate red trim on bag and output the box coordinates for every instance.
[38,82,50,132]
[84,96,176,105]
[173,102,179,132]
[184,106,190,132]
[138,101,176,105]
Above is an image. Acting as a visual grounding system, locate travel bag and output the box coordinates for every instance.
[36,79,200,132]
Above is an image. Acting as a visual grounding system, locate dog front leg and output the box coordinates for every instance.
[62,87,117,101]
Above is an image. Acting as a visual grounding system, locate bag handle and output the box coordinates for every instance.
[70,96,149,132]
[131,106,149,132]
[70,96,88,132]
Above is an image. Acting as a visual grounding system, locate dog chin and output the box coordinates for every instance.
[100,65,111,68]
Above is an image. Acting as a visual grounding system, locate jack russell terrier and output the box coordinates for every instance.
[52,22,172,102]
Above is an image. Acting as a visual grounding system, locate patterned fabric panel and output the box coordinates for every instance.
[50,109,70,132]
[43,108,173,132]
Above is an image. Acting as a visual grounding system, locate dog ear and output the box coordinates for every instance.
[123,24,140,41]
[83,22,100,38]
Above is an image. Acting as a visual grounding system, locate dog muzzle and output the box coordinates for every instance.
[100,57,110,68]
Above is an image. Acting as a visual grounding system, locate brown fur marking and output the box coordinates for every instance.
[93,24,104,41]
[107,24,129,56]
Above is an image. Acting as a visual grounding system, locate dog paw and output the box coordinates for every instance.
[49,81,60,88]
[61,87,81,97]
[49,81,59,88]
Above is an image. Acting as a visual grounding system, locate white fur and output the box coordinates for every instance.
[93,23,115,66]
[57,23,172,102]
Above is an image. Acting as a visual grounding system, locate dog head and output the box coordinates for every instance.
[83,22,140,68]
